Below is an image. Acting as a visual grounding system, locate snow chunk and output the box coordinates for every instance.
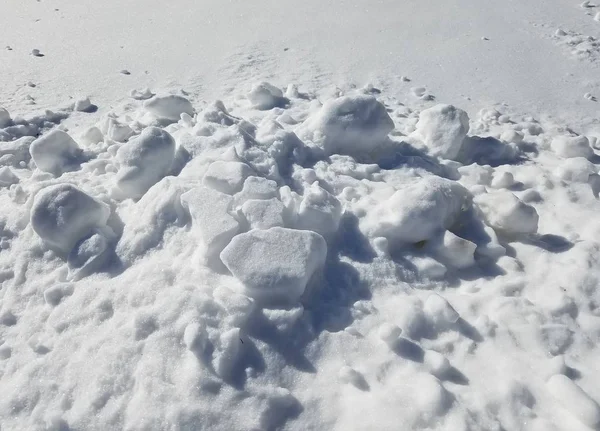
[180,186,240,265]
[31,184,111,253]
[114,127,176,199]
[0,136,33,168]
[361,177,470,245]
[144,94,194,121]
[296,182,342,237]
[43,283,74,306]
[130,88,154,100]
[241,198,285,229]
[30,130,82,176]
[474,191,538,235]
[424,294,460,330]
[551,135,594,159]
[81,126,104,145]
[300,95,394,156]
[0,167,19,187]
[434,230,476,269]
[338,366,369,390]
[213,327,243,379]
[236,176,278,203]
[491,171,515,189]
[220,227,327,304]
[547,374,600,428]
[247,82,285,110]
[67,230,111,280]
[413,104,470,160]
[107,118,134,142]
[378,323,403,347]
[554,157,595,182]
[0,107,11,128]
[73,97,93,112]
[424,350,451,377]
[183,322,208,353]
[203,161,253,195]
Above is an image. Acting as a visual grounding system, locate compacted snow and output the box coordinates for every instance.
[2,0,600,430]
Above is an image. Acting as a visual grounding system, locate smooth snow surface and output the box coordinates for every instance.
[2,0,600,430]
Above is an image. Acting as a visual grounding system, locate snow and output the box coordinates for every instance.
[2,0,600,429]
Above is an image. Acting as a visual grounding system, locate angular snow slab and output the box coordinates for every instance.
[413,104,470,160]
[300,95,394,156]
[115,127,176,199]
[180,186,240,264]
[143,94,194,121]
[361,177,470,245]
[203,161,253,195]
[220,227,327,303]
[241,198,285,229]
[30,130,82,176]
[31,183,110,253]
[474,191,538,235]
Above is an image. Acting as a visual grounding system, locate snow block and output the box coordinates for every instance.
[235,176,278,204]
[115,127,176,199]
[424,293,460,331]
[413,104,470,160]
[361,177,470,245]
[300,95,394,156]
[203,161,253,195]
[30,130,82,176]
[547,374,600,428]
[295,182,342,237]
[551,135,594,159]
[247,82,285,110]
[241,198,285,230]
[31,184,111,253]
[144,94,195,121]
[220,227,327,304]
[474,191,538,235]
[0,167,19,187]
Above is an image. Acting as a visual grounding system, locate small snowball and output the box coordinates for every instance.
[424,293,460,329]
[144,94,195,121]
[31,184,111,253]
[554,157,595,182]
[30,130,82,176]
[378,323,402,347]
[435,231,477,269]
[555,29,567,37]
[491,171,515,189]
[203,161,253,195]
[241,198,285,229]
[295,182,342,237]
[413,104,470,160]
[424,350,451,377]
[0,107,12,128]
[114,127,176,199]
[500,130,524,144]
[299,95,394,156]
[43,283,74,306]
[73,97,92,112]
[547,374,600,428]
[338,366,369,390]
[247,82,285,110]
[81,126,104,145]
[475,191,538,235]
[220,227,327,304]
[361,177,470,245]
[551,135,594,159]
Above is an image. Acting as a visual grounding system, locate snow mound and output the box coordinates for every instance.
[474,190,539,235]
[299,95,394,156]
[114,127,176,199]
[361,176,470,245]
[143,94,195,121]
[220,227,327,304]
[203,161,253,195]
[30,130,83,176]
[30,183,111,253]
[412,104,470,160]
[551,135,594,159]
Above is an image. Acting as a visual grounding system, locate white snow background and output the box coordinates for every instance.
[1,0,600,430]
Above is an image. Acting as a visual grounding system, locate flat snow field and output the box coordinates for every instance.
[1,0,600,430]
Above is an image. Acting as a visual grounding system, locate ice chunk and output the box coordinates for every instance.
[31,184,111,253]
[247,82,285,110]
[30,130,82,176]
[434,231,476,269]
[180,186,240,265]
[114,127,176,199]
[144,94,194,121]
[474,191,538,235]
[424,294,460,330]
[361,177,470,245]
[220,227,327,304]
[0,167,19,187]
[300,95,394,156]
[241,198,285,229]
[0,107,12,128]
[413,104,470,160]
[551,135,594,159]
[296,182,342,237]
[554,157,595,182]
[547,374,600,428]
[203,161,253,195]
